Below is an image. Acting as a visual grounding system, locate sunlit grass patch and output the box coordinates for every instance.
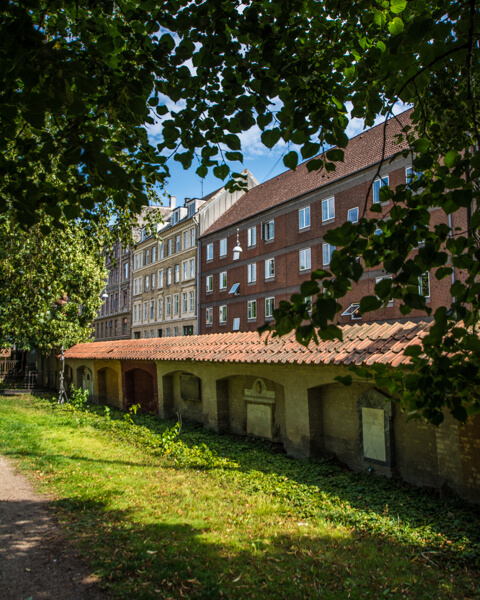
[0,395,478,599]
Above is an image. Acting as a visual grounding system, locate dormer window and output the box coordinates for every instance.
[171,209,180,225]
[187,203,195,218]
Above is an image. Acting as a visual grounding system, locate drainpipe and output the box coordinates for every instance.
[448,213,455,300]
[192,214,200,335]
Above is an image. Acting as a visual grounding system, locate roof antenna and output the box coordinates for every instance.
[201,178,204,198]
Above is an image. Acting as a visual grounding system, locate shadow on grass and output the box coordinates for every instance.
[121,412,480,568]
[47,496,473,600]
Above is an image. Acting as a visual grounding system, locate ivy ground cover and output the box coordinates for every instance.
[0,395,478,599]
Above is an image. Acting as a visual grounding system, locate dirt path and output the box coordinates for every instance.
[0,455,107,600]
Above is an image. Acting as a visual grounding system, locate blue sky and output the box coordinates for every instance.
[150,103,409,208]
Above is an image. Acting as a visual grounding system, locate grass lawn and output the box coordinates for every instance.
[0,395,479,600]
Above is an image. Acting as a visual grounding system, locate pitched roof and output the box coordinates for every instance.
[64,320,430,368]
[201,109,413,237]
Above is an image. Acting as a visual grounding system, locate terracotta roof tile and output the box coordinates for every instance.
[65,320,432,368]
[201,110,413,237]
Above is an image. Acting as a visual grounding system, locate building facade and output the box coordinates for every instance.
[198,111,463,334]
[131,170,259,338]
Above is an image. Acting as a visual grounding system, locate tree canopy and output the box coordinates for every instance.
[2,0,480,422]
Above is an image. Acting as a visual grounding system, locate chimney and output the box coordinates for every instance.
[169,195,176,209]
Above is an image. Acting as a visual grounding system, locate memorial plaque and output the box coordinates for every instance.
[247,402,272,439]
[362,407,386,462]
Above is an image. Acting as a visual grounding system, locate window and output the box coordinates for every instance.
[263,220,274,241]
[133,279,138,295]
[159,242,164,259]
[158,269,164,288]
[182,292,188,313]
[206,307,213,325]
[122,317,127,334]
[373,176,389,204]
[183,261,188,281]
[171,209,180,225]
[265,297,275,318]
[189,258,195,279]
[219,271,227,290]
[247,299,257,320]
[167,238,173,256]
[323,243,335,266]
[134,331,140,339]
[145,248,150,265]
[122,290,128,308]
[143,302,148,322]
[157,328,163,338]
[206,243,213,261]
[150,300,155,319]
[229,283,240,295]
[219,305,227,323]
[173,293,179,315]
[376,276,394,307]
[265,258,275,279]
[144,275,149,292]
[190,228,195,247]
[299,206,310,230]
[175,235,180,252]
[247,263,257,283]
[189,290,195,312]
[183,325,193,336]
[342,304,361,320]
[219,238,227,257]
[166,296,172,317]
[166,267,172,285]
[151,272,156,290]
[299,248,311,271]
[206,275,213,292]
[183,231,189,250]
[419,272,430,299]
[247,226,256,247]
[187,202,195,218]
[347,207,359,223]
[123,261,129,280]
[322,196,335,222]
[157,298,163,320]
[166,328,171,337]
[151,245,156,263]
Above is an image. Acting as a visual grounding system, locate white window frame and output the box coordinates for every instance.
[166,267,172,286]
[247,299,257,320]
[189,258,195,279]
[265,297,275,318]
[173,293,179,315]
[174,264,180,283]
[247,226,257,247]
[263,220,274,241]
[206,275,213,293]
[165,296,172,317]
[158,269,164,289]
[219,305,227,324]
[299,248,311,272]
[144,275,149,292]
[182,292,188,314]
[322,196,335,222]
[157,298,163,320]
[247,263,257,283]
[373,176,389,204]
[347,207,359,223]
[265,258,275,280]
[206,307,213,325]
[206,243,213,261]
[418,272,430,299]
[219,238,227,257]
[219,271,227,290]
[189,291,195,313]
[299,206,310,230]
[322,243,335,266]
[182,260,188,281]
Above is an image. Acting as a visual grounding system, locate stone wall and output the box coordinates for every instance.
[64,356,480,503]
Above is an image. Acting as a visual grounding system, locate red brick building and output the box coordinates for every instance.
[198,110,463,334]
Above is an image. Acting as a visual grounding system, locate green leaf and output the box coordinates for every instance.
[390,0,407,14]
[334,375,353,386]
[283,151,298,170]
[388,16,404,34]
[261,129,281,149]
[359,295,382,313]
[326,149,344,162]
[444,150,460,168]
[213,164,230,180]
